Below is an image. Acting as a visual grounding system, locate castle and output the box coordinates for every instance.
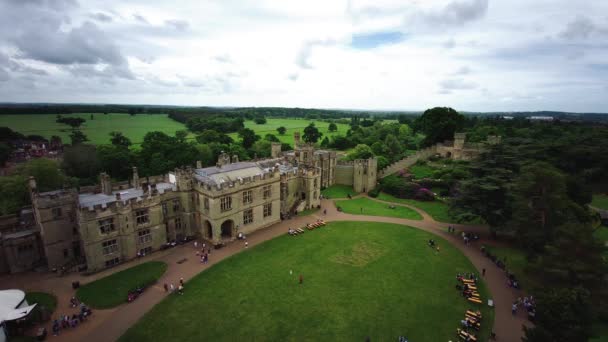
[0,133,377,274]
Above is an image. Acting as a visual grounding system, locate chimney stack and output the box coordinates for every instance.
[116,192,121,200]
[100,172,112,195]
[294,132,301,146]
[232,155,239,163]
[132,167,140,189]
[196,160,202,168]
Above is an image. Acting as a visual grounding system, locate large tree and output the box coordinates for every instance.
[97,145,135,180]
[238,128,259,149]
[19,158,66,191]
[62,144,101,183]
[303,123,323,143]
[346,144,374,160]
[328,123,337,132]
[109,131,132,148]
[69,130,88,145]
[0,175,29,215]
[415,107,465,146]
[276,126,287,135]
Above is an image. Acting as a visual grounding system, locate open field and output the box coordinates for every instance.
[121,221,494,341]
[228,118,350,146]
[335,197,423,220]
[376,192,482,224]
[76,261,167,309]
[0,113,188,146]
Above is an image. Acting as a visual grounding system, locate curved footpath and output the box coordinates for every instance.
[0,196,529,342]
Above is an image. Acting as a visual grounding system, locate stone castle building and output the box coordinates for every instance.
[0,133,377,274]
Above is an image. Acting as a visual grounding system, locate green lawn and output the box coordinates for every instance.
[228,118,350,146]
[376,192,482,224]
[121,221,494,342]
[321,184,356,199]
[595,227,608,243]
[1,113,188,146]
[76,261,168,309]
[335,197,422,220]
[26,292,57,313]
[592,194,608,210]
[409,164,437,179]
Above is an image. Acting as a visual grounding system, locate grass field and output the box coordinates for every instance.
[1,113,188,146]
[76,261,167,309]
[228,118,350,146]
[409,164,437,179]
[120,221,494,342]
[335,197,423,220]
[26,292,57,313]
[592,194,608,210]
[321,184,356,199]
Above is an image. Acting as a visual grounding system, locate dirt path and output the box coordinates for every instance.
[1,197,528,342]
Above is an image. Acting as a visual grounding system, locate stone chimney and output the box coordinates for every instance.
[116,192,121,201]
[271,142,282,158]
[150,183,158,195]
[232,155,239,163]
[100,172,112,195]
[217,151,230,167]
[196,160,202,168]
[142,183,149,194]
[132,167,140,189]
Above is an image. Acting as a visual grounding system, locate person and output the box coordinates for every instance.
[170,283,175,292]
[360,207,363,213]
[178,284,184,295]
[52,320,60,336]
[194,241,198,248]
[512,303,517,315]
[299,274,303,284]
[245,241,249,248]
[482,268,486,276]
[163,283,168,292]
[323,209,327,215]
[180,278,184,286]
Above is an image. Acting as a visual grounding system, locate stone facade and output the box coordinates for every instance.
[2,132,377,274]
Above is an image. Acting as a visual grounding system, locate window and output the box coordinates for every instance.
[98,218,115,234]
[204,197,209,209]
[175,217,182,230]
[196,193,200,205]
[243,190,253,204]
[162,203,168,216]
[263,203,272,218]
[138,229,152,244]
[173,200,180,212]
[220,196,232,212]
[136,209,149,225]
[243,209,253,225]
[102,239,118,256]
[139,246,152,256]
[105,257,120,268]
[263,185,272,199]
[52,207,62,218]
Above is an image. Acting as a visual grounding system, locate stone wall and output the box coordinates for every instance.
[378,145,438,178]
[334,164,354,185]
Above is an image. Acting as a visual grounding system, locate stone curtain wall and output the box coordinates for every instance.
[378,145,438,178]
[334,164,354,185]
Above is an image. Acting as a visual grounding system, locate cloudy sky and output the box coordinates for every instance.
[0,0,607,112]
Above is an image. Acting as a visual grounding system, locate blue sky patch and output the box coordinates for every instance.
[350,31,406,49]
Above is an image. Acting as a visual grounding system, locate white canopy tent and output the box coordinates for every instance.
[0,290,37,342]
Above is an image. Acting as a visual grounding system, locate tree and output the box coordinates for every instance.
[175,130,188,143]
[194,144,215,167]
[238,128,259,149]
[398,124,412,138]
[250,140,271,158]
[328,123,337,132]
[523,287,592,342]
[19,158,66,191]
[196,130,233,145]
[109,131,132,148]
[264,134,280,142]
[254,117,267,124]
[303,123,322,143]
[384,134,402,159]
[56,117,86,129]
[0,175,29,215]
[347,144,374,160]
[415,107,465,146]
[62,145,101,183]
[69,130,88,145]
[320,136,330,148]
[97,145,134,180]
[276,126,287,135]
[138,132,200,175]
[0,142,12,166]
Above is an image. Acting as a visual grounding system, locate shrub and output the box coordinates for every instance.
[368,187,381,198]
[414,188,435,201]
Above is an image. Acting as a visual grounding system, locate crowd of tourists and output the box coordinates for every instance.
[480,246,521,289]
[51,300,92,336]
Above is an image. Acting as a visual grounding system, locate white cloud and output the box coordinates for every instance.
[0,0,607,112]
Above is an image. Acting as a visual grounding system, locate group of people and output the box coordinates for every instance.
[164,277,185,295]
[52,302,92,336]
[511,296,536,321]
[195,241,211,264]
[127,285,146,302]
[427,239,440,252]
[461,231,479,245]
[480,245,521,289]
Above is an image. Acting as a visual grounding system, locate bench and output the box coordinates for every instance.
[465,318,481,331]
[457,329,477,342]
[461,279,476,284]
[467,285,478,291]
[466,310,482,320]
[296,228,304,233]
[468,297,482,304]
[465,313,481,323]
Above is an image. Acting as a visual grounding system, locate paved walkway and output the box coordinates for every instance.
[1,196,529,341]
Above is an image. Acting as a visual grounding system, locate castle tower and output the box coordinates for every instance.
[100,172,112,195]
[132,167,140,189]
[294,132,301,147]
[271,142,282,158]
[454,133,466,150]
[352,158,377,193]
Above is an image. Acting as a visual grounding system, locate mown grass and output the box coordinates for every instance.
[335,197,422,220]
[76,261,167,309]
[26,291,57,314]
[121,221,494,342]
[592,194,608,210]
[321,184,356,199]
[1,113,188,146]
